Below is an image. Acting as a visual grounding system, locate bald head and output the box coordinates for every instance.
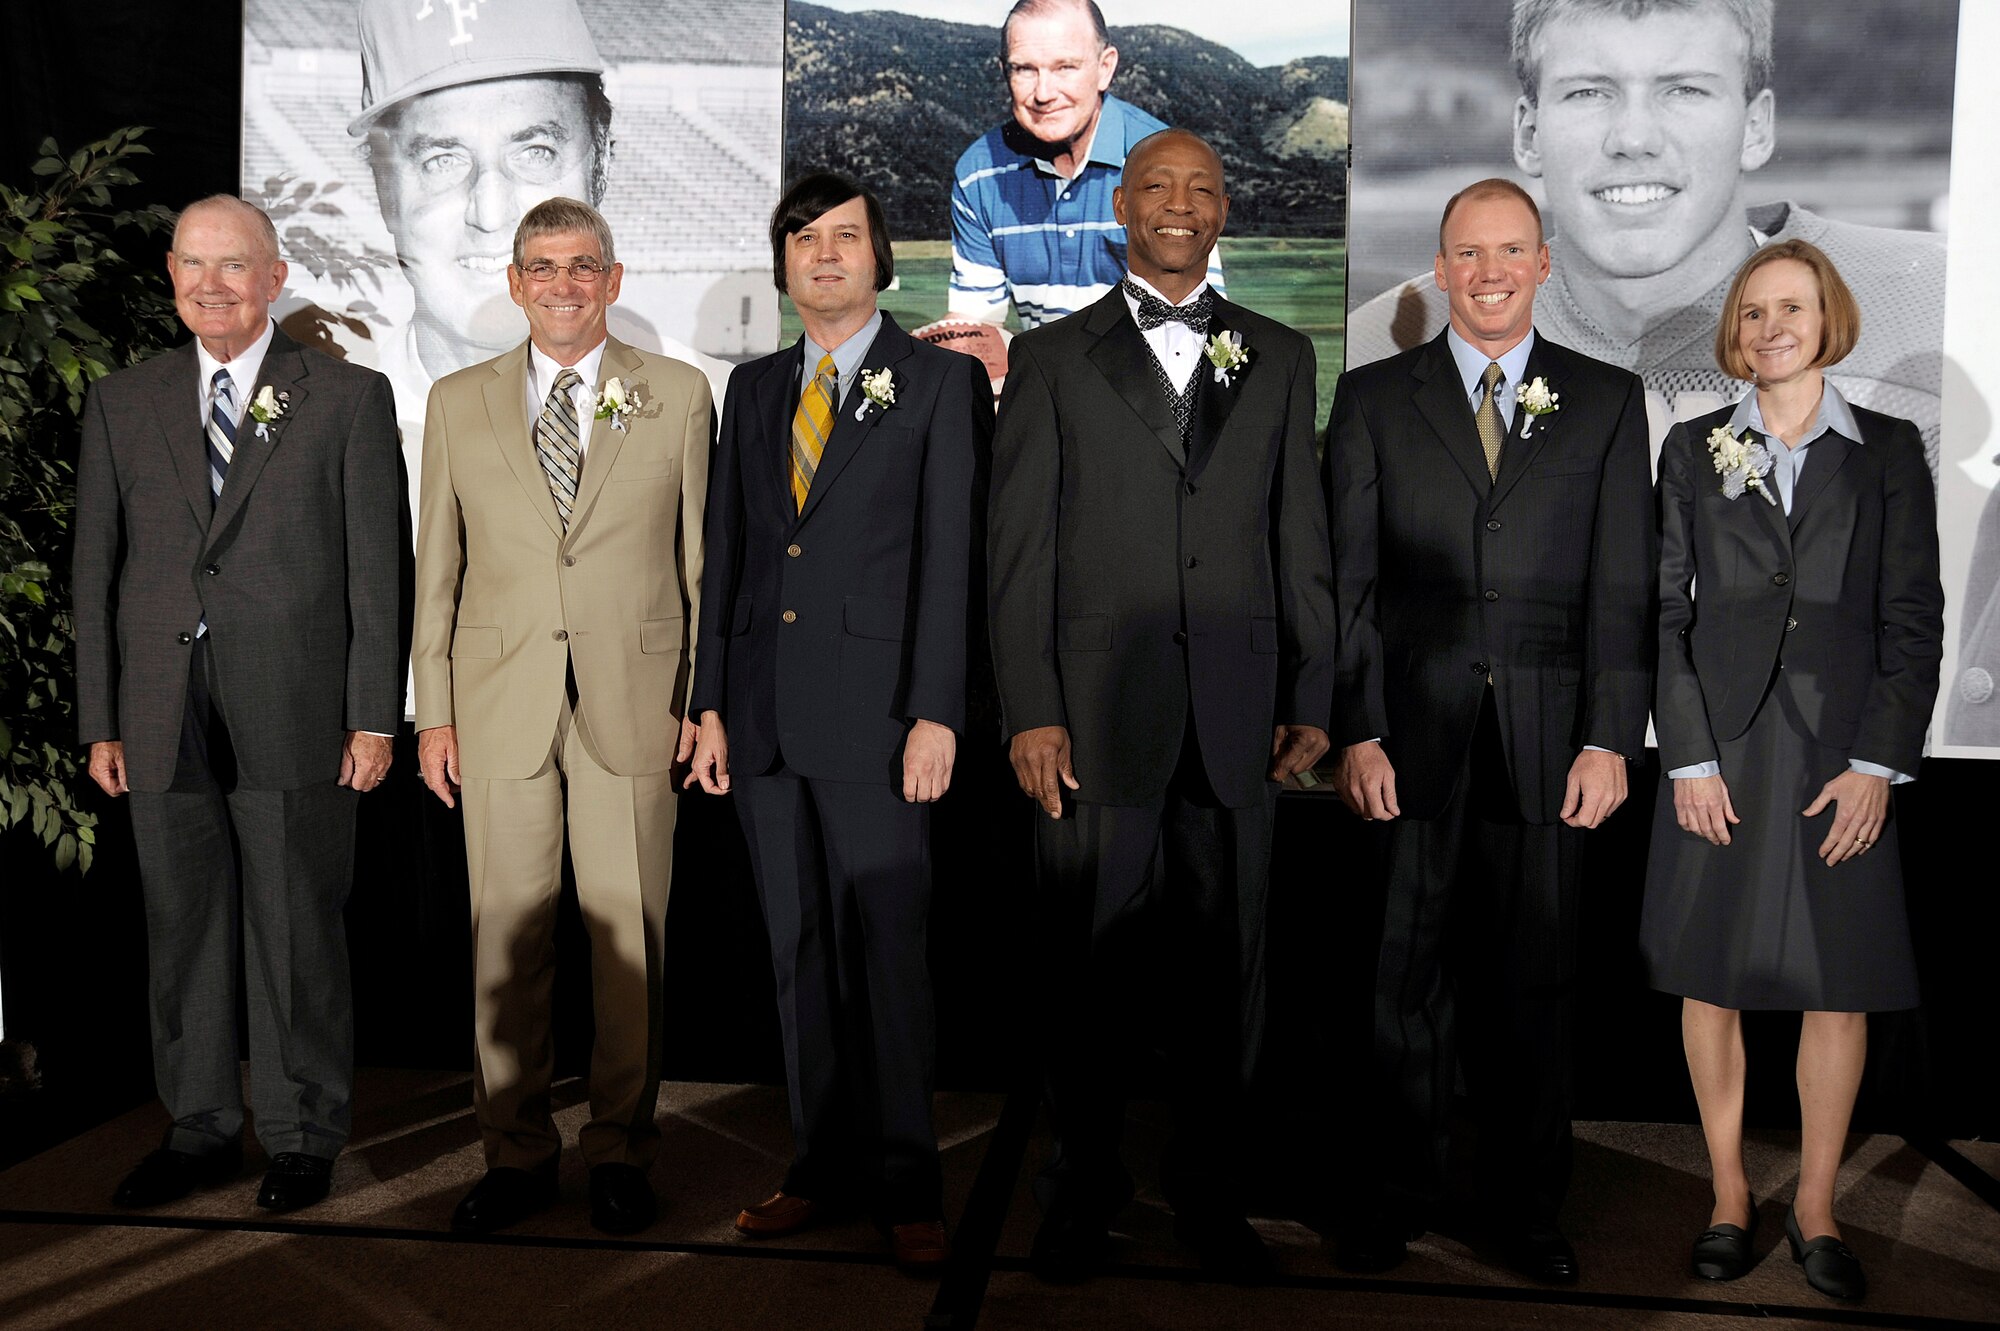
[1126,128,1224,192]
[172,195,281,265]
[1114,128,1228,302]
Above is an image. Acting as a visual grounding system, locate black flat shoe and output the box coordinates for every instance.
[1491,1222,1579,1284]
[256,1152,334,1212]
[1029,1201,1111,1283]
[1786,1206,1865,1302]
[1173,1209,1275,1284]
[1333,1213,1425,1274]
[588,1163,657,1235]
[113,1142,243,1208]
[1690,1202,1758,1281]
[451,1166,557,1234]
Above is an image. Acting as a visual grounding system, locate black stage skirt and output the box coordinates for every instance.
[1639,674,1919,1012]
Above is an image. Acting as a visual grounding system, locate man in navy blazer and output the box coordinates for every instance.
[686,174,991,1269]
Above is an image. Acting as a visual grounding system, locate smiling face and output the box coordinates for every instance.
[1735,257,1823,387]
[1512,5,1773,283]
[1004,6,1117,150]
[371,76,598,366]
[1435,191,1550,357]
[168,202,288,361]
[507,226,621,365]
[782,195,880,331]
[1114,132,1228,300]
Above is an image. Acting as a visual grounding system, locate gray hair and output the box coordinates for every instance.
[1511,0,1775,103]
[512,196,616,269]
[1001,0,1110,64]
[172,195,282,263]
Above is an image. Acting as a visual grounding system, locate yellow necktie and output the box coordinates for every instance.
[791,354,837,512]
[1476,361,1505,483]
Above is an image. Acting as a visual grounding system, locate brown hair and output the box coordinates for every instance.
[1510,0,1773,105]
[769,173,894,294]
[1713,239,1861,381]
[1438,178,1543,252]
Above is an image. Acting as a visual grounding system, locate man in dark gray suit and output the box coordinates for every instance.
[73,195,405,1213]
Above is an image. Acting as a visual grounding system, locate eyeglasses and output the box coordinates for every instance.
[519,259,608,283]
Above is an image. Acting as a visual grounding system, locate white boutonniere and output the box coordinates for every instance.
[248,385,290,441]
[1706,424,1777,504]
[1205,330,1249,386]
[593,376,642,432]
[855,366,896,420]
[1515,376,1558,436]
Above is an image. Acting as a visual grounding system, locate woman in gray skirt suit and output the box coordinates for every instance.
[1641,239,1943,1302]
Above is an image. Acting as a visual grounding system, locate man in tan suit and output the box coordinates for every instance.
[412,197,710,1236]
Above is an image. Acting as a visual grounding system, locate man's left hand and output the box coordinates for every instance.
[902,719,956,804]
[339,731,393,792]
[1269,725,1331,782]
[1560,748,1627,828]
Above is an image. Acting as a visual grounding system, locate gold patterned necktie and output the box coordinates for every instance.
[536,366,585,531]
[1476,361,1505,483]
[791,353,837,512]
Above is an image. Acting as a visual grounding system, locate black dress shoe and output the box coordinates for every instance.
[1030,1202,1112,1283]
[1492,1222,1579,1284]
[256,1153,334,1212]
[1334,1215,1424,1274]
[1690,1201,1758,1281]
[451,1167,557,1234]
[588,1163,657,1235]
[1173,1210,1275,1283]
[1786,1206,1865,1301]
[113,1142,243,1208]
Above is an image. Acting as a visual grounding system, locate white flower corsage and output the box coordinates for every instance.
[1515,376,1558,436]
[1706,424,1777,504]
[1204,330,1249,386]
[856,366,896,420]
[593,376,642,432]
[248,385,290,441]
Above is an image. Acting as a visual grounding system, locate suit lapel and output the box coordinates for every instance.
[1185,300,1248,481]
[208,330,311,546]
[482,344,562,539]
[565,337,637,541]
[155,344,214,528]
[797,314,912,527]
[1729,424,1793,554]
[1488,339,1559,510]
[758,341,806,527]
[1084,292,1186,469]
[1786,428,1855,535]
[1411,334,1492,496]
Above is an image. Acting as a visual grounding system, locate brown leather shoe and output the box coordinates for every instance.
[736,1190,817,1237]
[890,1219,951,1270]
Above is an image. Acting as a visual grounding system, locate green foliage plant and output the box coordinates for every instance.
[1,129,182,873]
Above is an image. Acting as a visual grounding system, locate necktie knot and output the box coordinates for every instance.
[1481,361,1504,396]
[1125,279,1213,332]
[814,353,837,383]
[551,366,584,399]
[212,366,234,403]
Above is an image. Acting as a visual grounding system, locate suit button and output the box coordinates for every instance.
[782,610,798,624]
[1484,589,1500,601]
[1172,630,1188,645]
[552,629,568,641]
[1772,572,1790,586]
[204,563,220,576]
[1185,557,1199,569]
[787,543,802,558]
[1472,661,1488,675]
[176,631,192,644]
[1785,616,1798,633]
[563,555,576,566]
[1486,520,1501,531]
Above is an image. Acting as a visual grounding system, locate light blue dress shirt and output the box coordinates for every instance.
[800,309,885,411]
[1444,325,1536,432]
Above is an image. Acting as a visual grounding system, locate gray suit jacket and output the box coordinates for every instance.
[73,328,406,792]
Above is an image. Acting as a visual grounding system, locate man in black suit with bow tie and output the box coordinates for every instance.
[988,128,1335,1281]
[1324,179,1654,1282]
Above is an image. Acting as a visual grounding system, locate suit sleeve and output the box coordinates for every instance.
[1581,370,1656,757]
[410,383,463,732]
[986,337,1068,737]
[904,352,993,734]
[1271,335,1334,729]
[689,366,748,720]
[71,383,122,745]
[676,367,714,711]
[341,373,408,734]
[1324,371,1389,747]
[1851,417,1944,774]
[1653,421,1719,771]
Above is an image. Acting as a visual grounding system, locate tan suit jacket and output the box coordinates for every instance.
[413,336,711,774]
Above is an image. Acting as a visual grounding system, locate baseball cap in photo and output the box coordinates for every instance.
[348,0,605,135]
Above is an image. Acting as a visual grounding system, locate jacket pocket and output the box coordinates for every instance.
[639,616,685,655]
[451,624,502,659]
[1250,616,1279,654]
[1056,613,1111,651]
[844,595,910,641]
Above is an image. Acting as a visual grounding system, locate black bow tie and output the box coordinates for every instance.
[1125,280,1213,332]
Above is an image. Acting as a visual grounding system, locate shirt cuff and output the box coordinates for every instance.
[361,731,393,738]
[1849,759,1914,785]
[1583,744,1621,758]
[1667,761,1721,779]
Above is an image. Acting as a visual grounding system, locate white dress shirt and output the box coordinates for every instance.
[526,338,608,460]
[1122,272,1209,394]
[194,317,277,432]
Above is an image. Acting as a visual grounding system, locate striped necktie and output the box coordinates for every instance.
[535,366,585,532]
[791,353,837,512]
[207,368,236,505]
[1476,361,1506,482]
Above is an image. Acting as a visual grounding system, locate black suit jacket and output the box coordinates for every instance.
[1654,402,1943,775]
[691,313,991,783]
[987,288,1334,810]
[1326,330,1654,824]
[72,329,406,792]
